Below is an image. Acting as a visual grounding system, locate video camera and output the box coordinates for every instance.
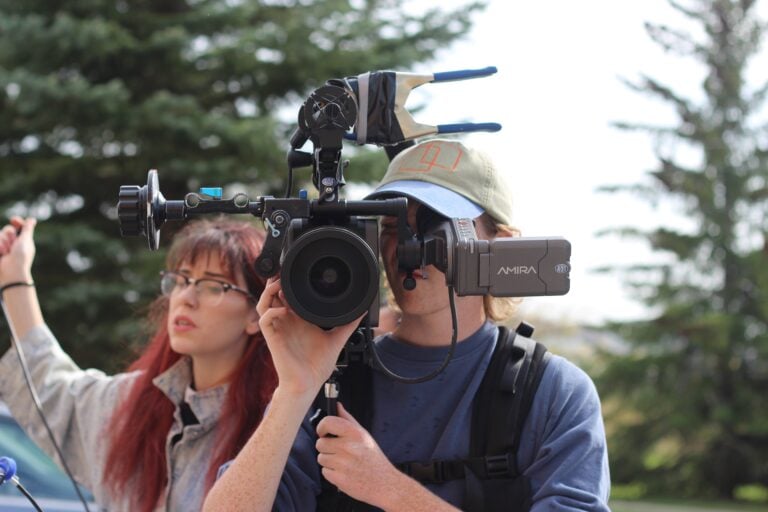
[117,67,571,329]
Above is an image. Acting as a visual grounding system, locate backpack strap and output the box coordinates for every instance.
[394,323,550,512]
[464,323,551,512]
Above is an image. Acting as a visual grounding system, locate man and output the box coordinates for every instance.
[203,139,610,511]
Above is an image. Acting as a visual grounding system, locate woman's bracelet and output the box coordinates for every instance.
[0,281,35,295]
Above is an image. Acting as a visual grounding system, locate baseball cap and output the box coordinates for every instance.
[365,139,513,225]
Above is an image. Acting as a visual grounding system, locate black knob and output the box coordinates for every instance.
[515,321,535,338]
[118,185,143,237]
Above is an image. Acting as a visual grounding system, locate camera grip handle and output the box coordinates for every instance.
[323,380,339,418]
[432,66,497,82]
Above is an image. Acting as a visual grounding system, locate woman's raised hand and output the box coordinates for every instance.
[0,216,37,284]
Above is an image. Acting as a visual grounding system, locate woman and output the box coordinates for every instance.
[0,215,276,511]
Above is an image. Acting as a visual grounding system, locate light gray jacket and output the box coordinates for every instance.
[0,324,230,511]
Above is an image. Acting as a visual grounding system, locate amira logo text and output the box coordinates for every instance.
[497,266,537,276]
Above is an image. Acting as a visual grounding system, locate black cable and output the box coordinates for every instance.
[13,479,44,512]
[0,298,92,512]
[284,166,295,198]
[367,286,458,384]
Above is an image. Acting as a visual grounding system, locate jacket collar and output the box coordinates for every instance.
[152,357,229,430]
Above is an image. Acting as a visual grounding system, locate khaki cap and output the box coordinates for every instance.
[366,139,513,225]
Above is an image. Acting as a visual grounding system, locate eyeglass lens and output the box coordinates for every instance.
[161,273,227,305]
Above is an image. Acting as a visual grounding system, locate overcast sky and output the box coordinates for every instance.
[392,0,743,325]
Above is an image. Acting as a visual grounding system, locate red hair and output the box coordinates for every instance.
[103,217,277,512]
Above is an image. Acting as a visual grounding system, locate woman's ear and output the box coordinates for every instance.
[245,306,261,335]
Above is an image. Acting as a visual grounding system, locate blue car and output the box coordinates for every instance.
[0,403,96,511]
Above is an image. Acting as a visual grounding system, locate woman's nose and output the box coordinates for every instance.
[176,282,199,307]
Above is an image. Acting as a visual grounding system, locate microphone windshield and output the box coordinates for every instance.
[0,456,17,483]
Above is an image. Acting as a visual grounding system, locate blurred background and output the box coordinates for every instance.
[0,0,766,509]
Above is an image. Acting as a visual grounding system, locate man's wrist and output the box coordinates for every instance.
[379,468,416,511]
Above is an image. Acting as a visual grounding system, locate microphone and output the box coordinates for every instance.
[1,456,44,512]
[0,456,17,484]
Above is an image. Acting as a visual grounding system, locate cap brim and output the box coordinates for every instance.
[365,180,484,219]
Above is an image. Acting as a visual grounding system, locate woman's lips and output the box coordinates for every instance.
[173,315,197,332]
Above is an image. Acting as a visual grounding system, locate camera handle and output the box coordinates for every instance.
[322,373,340,418]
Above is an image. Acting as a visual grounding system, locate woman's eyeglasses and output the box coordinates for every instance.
[160,271,255,307]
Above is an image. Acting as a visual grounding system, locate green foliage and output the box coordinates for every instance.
[610,483,648,501]
[734,484,768,504]
[0,0,483,372]
[597,0,768,499]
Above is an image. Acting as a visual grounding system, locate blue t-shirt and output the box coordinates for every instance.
[271,321,610,510]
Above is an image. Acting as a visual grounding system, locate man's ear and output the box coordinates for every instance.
[245,306,261,335]
[474,213,521,240]
[496,224,520,238]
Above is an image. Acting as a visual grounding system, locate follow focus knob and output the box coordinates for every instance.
[117,185,144,237]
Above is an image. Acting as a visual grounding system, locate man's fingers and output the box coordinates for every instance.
[316,415,358,439]
[316,452,337,470]
[336,403,362,427]
[320,467,341,487]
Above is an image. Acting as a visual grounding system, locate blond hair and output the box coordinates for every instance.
[477,214,522,322]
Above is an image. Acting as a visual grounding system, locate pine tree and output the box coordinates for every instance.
[598,0,768,499]
[0,0,482,371]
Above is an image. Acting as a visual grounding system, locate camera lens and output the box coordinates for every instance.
[309,257,352,299]
[281,226,378,328]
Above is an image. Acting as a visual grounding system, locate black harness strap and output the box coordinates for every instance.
[464,324,550,512]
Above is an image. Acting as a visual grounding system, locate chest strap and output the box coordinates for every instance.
[397,452,517,485]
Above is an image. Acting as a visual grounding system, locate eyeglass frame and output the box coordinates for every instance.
[159,270,257,304]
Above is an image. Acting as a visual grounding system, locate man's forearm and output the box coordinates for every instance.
[203,387,316,512]
[378,471,461,512]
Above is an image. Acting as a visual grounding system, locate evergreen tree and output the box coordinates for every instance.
[0,0,482,371]
[598,0,768,499]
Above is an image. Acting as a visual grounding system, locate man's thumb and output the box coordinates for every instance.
[336,402,361,427]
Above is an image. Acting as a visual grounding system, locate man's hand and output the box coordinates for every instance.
[315,403,407,510]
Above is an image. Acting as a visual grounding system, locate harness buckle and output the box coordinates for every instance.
[484,454,513,478]
[408,461,445,484]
